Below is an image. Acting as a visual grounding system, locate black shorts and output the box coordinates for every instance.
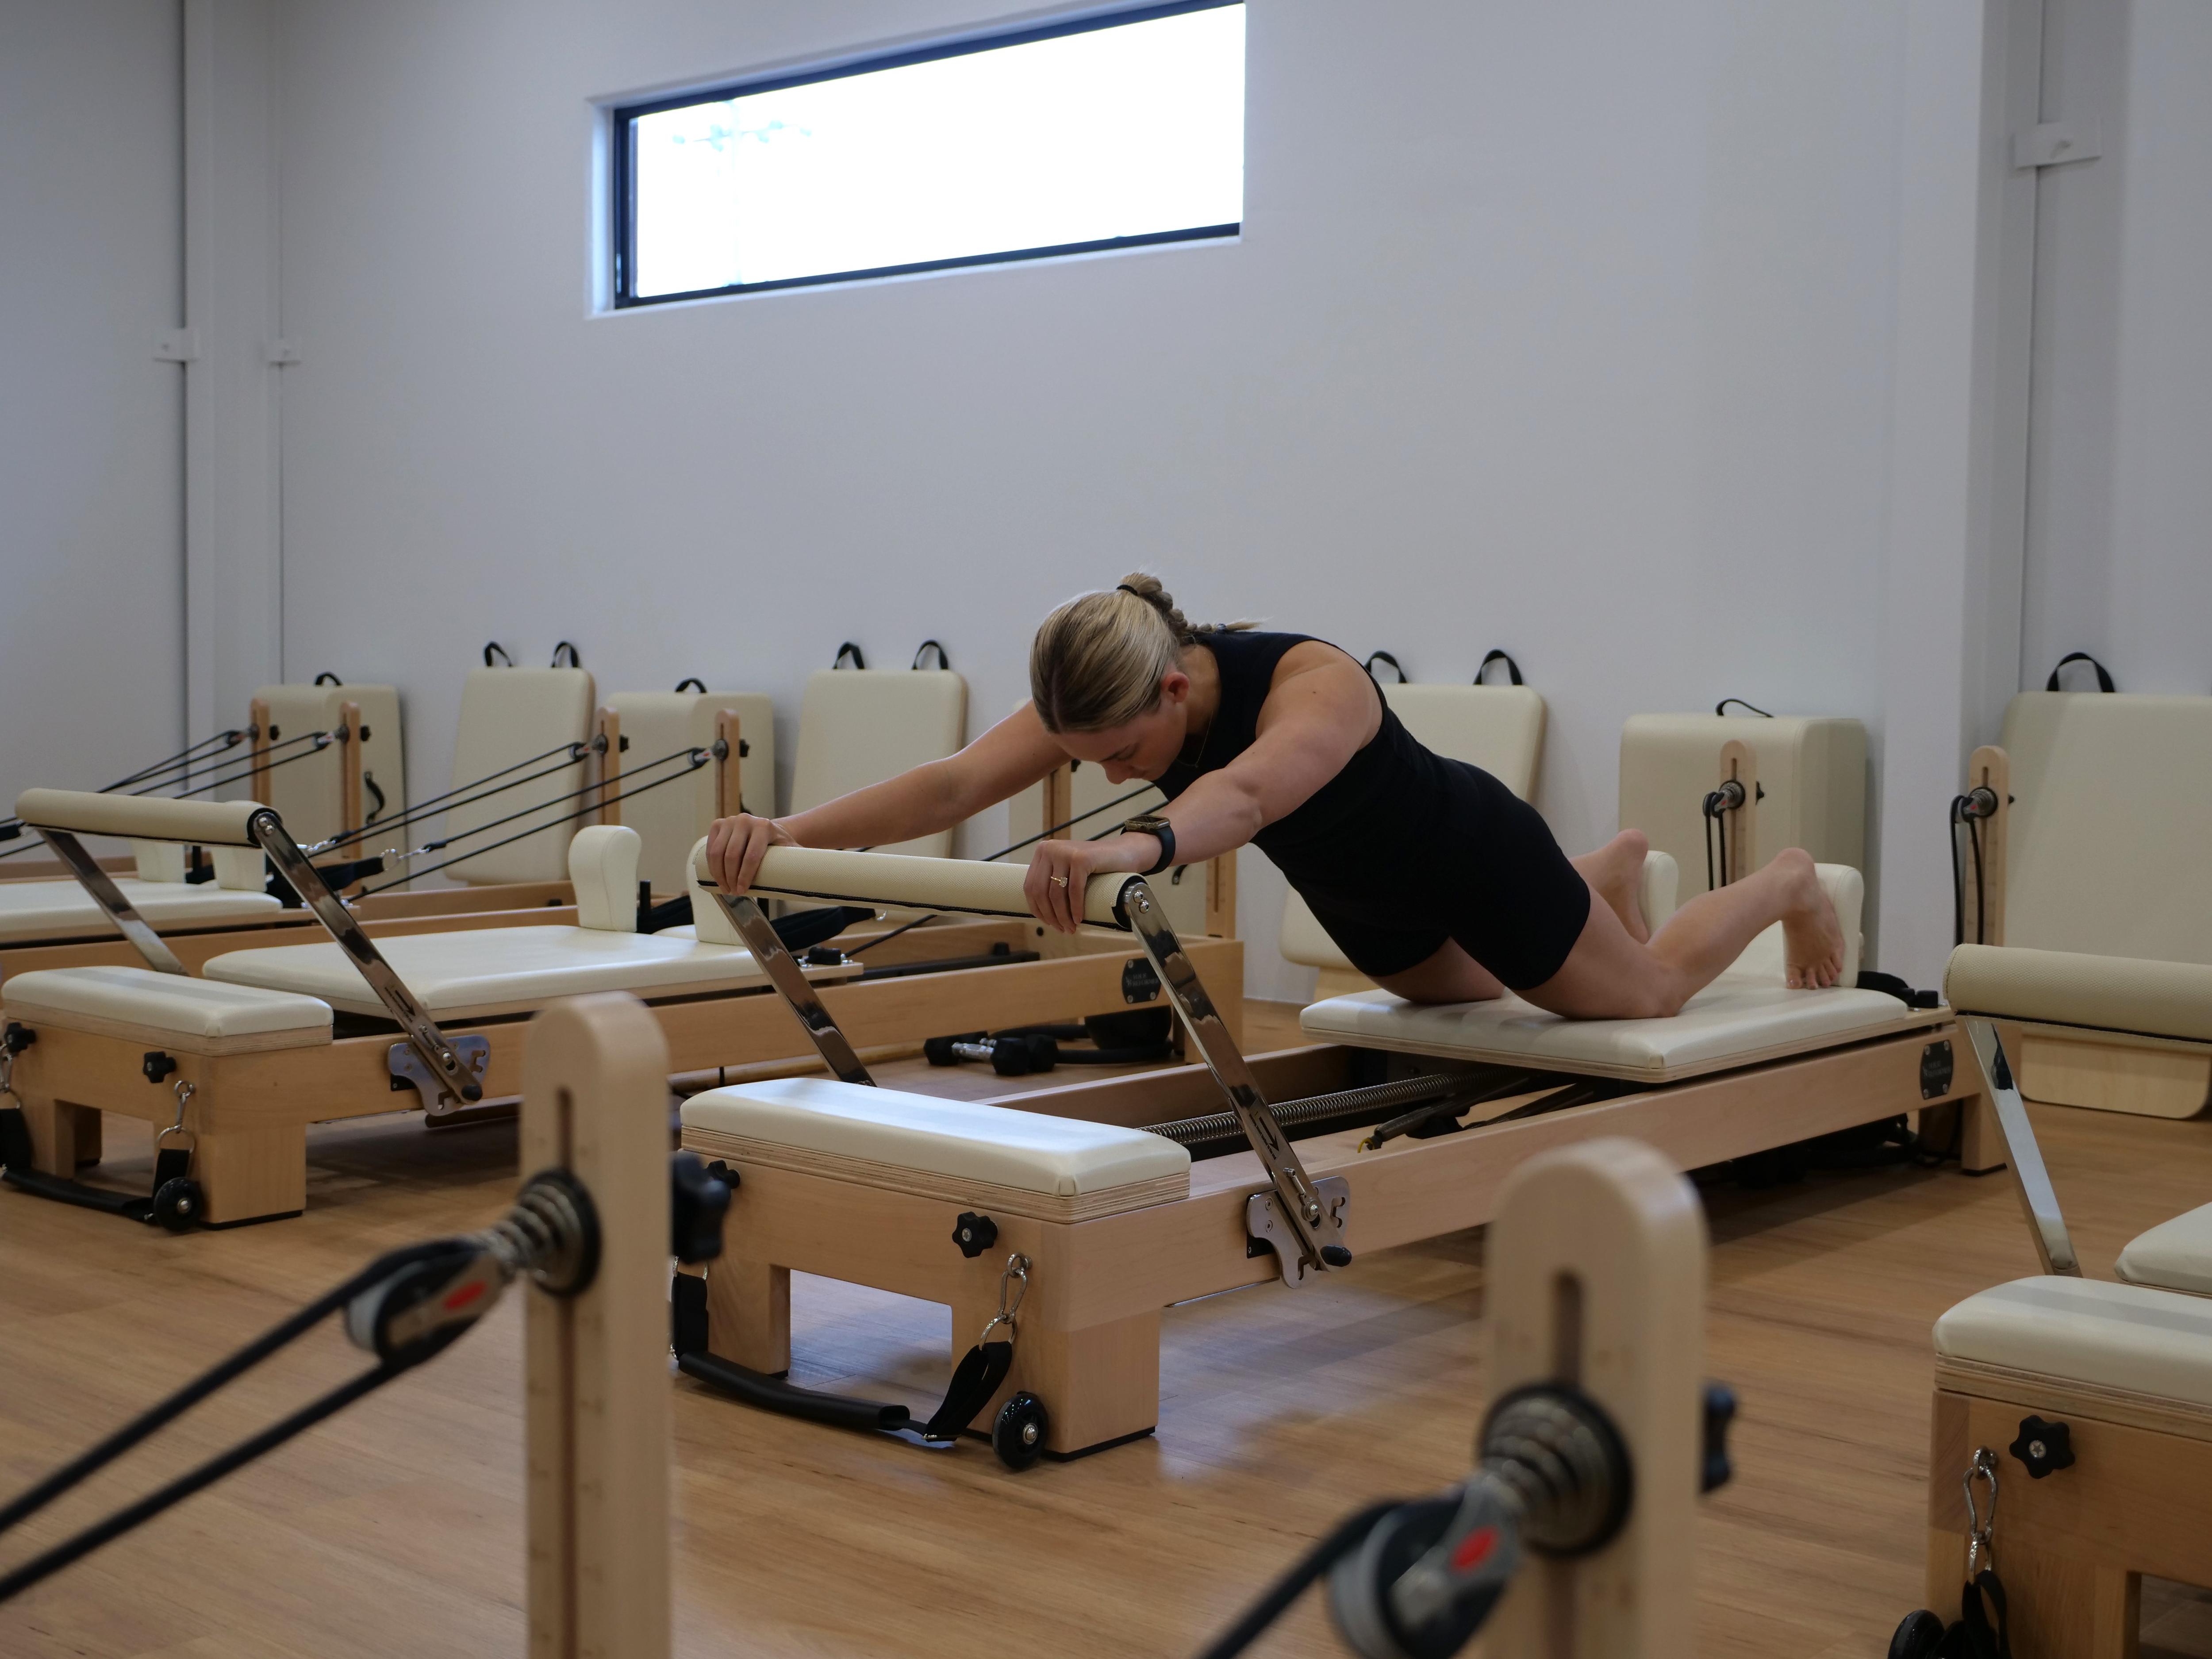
[1301,769,1591,991]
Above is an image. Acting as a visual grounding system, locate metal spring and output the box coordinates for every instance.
[1479,1391,1626,1556]
[481,1173,595,1296]
[1142,1071,1466,1152]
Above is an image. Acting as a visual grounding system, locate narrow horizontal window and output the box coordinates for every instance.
[611,1,1245,303]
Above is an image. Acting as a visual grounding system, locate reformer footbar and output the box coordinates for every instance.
[15,791,491,1111]
[696,849,1353,1286]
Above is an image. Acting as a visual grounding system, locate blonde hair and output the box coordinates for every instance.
[1029,573,1252,733]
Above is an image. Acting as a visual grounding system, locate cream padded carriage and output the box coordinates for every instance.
[1301,863,1883,1083]
[1279,680,1547,990]
[0,843,277,944]
[789,665,967,858]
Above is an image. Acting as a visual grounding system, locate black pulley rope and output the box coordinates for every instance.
[312,741,589,853]
[355,746,710,895]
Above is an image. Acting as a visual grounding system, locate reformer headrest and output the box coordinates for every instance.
[15,788,266,848]
[692,843,1137,931]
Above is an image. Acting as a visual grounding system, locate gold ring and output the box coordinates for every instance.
[1050,875,1068,887]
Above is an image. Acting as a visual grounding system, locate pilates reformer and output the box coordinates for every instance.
[0,992,710,1659]
[669,842,1975,1459]
[0,795,1239,1229]
[1896,989,2212,1658]
[0,995,1727,1659]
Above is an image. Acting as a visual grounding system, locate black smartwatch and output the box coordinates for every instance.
[1122,814,1177,875]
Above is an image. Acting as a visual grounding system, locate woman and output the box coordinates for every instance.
[707,576,1844,1017]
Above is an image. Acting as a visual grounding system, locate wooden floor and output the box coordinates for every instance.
[4,999,2211,1657]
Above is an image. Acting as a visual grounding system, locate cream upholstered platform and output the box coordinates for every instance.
[202,926,856,1021]
[1299,864,1914,1083]
[1,964,331,1052]
[790,665,967,859]
[1934,1276,2212,1411]
[2118,1205,2212,1298]
[0,879,282,941]
[681,1076,1189,1222]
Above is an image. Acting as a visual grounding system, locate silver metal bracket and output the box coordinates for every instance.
[41,829,188,975]
[390,1034,491,1117]
[1247,1176,1351,1287]
[250,809,484,1107]
[1962,1016,2080,1276]
[1119,876,1349,1283]
[707,889,875,1086]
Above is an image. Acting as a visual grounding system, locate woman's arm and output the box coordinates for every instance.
[706,704,1066,891]
[1023,644,1380,930]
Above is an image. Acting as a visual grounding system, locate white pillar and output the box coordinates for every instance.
[1874,0,2041,985]
[183,0,283,746]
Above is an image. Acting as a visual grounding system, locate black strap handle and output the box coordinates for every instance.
[2044,651,2115,693]
[482,642,514,667]
[1475,649,1524,687]
[1715,697,1774,718]
[1363,651,1408,684]
[833,642,867,670]
[312,672,343,687]
[550,641,582,668]
[673,677,707,694]
[911,640,950,671]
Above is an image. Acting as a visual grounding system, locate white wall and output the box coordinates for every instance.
[2021,0,2212,697]
[0,1,185,801]
[276,0,1939,995]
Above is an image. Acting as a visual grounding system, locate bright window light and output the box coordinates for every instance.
[613,2,1245,302]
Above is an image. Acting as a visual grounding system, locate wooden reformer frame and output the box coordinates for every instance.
[678,848,1977,1458]
[2,792,1240,1227]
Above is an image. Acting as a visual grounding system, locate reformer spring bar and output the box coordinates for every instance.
[1116,879,1352,1284]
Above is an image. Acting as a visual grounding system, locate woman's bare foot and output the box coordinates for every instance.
[1773,848,1846,988]
[1573,829,1653,944]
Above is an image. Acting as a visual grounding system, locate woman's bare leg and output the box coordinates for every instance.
[1520,848,1844,1019]
[1571,829,1651,943]
[1372,938,1507,1006]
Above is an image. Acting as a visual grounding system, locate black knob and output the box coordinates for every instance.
[669,1153,732,1265]
[142,1050,178,1084]
[2008,1414,2075,1479]
[1701,1382,1737,1493]
[952,1210,998,1258]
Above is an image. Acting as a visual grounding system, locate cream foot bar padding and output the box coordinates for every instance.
[705,844,1135,930]
[681,1076,1189,1221]
[2117,1205,2212,1298]
[1945,944,2212,1045]
[1934,1277,2212,1411]
[1300,864,1890,1082]
[0,880,281,941]
[15,788,264,848]
[2,965,331,1051]
[202,926,859,1022]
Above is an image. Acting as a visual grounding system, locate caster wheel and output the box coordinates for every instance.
[150,1176,204,1233]
[1887,1610,1946,1659]
[992,1391,1049,1471]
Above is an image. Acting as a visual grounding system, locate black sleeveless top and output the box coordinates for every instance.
[1154,631,1475,915]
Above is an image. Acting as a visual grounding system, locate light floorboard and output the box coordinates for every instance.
[1,1000,2208,1656]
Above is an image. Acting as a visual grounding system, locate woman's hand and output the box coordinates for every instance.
[705,814,793,894]
[1023,833,1159,933]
